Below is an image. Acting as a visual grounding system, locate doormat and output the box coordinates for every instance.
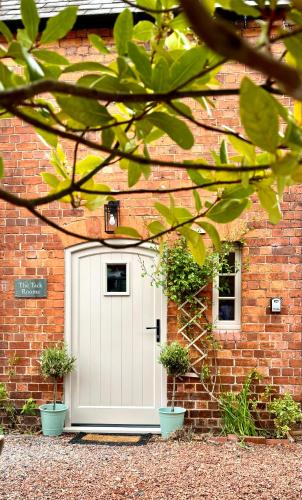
[69,432,152,446]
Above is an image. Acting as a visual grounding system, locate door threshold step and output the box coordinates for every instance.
[64,426,161,435]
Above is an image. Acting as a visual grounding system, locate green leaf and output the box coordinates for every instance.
[128,42,152,86]
[172,207,193,223]
[41,172,60,188]
[128,161,142,187]
[154,202,174,224]
[193,190,202,212]
[133,21,155,41]
[33,49,69,66]
[0,46,7,58]
[21,0,39,43]
[40,6,78,44]
[36,128,58,148]
[91,183,110,194]
[57,96,111,127]
[169,46,207,89]
[257,185,281,224]
[289,9,302,26]
[76,155,103,175]
[140,159,151,180]
[196,221,221,251]
[271,154,299,176]
[79,74,125,93]
[277,176,287,197]
[0,21,13,43]
[16,28,32,50]
[85,196,107,211]
[147,112,194,150]
[207,198,250,223]
[170,100,193,119]
[0,62,13,88]
[148,220,166,235]
[186,229,206,266]
[115,226,141,238]
[113,9,133,56]
[219,140,228,164]
[22,48,45,81]
[285,120,302,149]
[63,61,112,74]
[284,33,302,70]
[88,34,110,54]
[222,184,255,199]
[188,168,208,186]
[228,135,255,163]
[40,63,62,80]
[136,0,157,18]
[0,157,4,178]
[171,13,190,31]
[50,145,68,178]
[7,41,24,60]
[291,165,302,182]
[151,58,170,92]
[102,128,115,149]
[240,77,279,153]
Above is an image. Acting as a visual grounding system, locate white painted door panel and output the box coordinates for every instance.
[68,244,166,425]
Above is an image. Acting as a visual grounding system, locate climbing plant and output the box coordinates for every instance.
[145,238,233,394]
[151,238,232,305]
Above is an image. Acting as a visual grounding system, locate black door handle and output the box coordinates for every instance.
[146,319,161,343]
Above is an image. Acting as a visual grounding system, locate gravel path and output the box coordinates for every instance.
[1,434,302,499]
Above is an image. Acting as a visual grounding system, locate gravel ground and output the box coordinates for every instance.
[1,434,302,499]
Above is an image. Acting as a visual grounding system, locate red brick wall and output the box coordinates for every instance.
[0,24,301,432]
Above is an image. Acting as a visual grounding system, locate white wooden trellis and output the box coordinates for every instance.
[177,285,208,375]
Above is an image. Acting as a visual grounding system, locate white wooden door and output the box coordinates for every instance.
[65,242,166,426]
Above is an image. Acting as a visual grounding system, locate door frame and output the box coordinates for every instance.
[64,240,167,430]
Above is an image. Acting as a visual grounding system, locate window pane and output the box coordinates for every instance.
[219,275,235,297]
[107,264,127,293]
[221,252,235,273]
[218,299,235,321]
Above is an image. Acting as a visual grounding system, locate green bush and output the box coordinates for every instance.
[40,344,76,410]
[159,342,190,411]
[159,342,190,377]
[268,393,302,438]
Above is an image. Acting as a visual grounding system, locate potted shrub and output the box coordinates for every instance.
[158,342,190,438]
[39,344,76,437]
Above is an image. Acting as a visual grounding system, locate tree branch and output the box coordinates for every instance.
[168,101,252,144]
[180,0,302,100]
[7,105,273,173]
[0,79,283,108]
[25,203,215,249]
[76,179,249,197]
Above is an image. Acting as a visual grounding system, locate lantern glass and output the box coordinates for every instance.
[104,201,120,233]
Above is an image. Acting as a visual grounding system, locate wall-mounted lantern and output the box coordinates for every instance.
[104,200,120,234]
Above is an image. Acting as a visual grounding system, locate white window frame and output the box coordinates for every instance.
[103,261,130,296]
[212,248,241,330]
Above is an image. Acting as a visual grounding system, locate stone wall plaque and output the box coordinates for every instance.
[14,279,47,298]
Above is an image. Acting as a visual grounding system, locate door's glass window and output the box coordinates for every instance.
[106,263,128,293]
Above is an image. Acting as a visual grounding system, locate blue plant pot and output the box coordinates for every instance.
[39,403,68,437]
[159,407,186,438]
